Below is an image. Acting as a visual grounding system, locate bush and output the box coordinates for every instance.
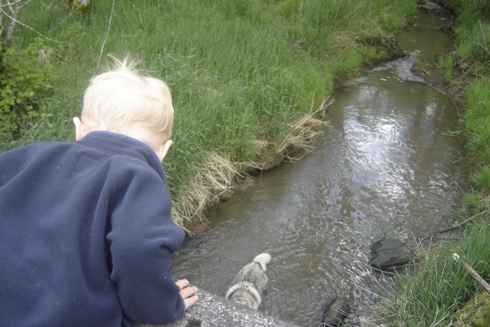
[0,38,55,139]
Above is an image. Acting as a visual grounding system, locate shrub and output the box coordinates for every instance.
[0,38,55,139]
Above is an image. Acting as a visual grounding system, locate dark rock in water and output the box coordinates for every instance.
[321,296,350,327]
[256,150,285,171]
[370,238,411,271]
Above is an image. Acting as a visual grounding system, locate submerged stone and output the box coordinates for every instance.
[321,296,351,327]
[370,238,411,271]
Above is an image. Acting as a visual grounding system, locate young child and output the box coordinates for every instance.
[0,58,198,326]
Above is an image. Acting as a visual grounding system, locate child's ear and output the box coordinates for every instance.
[73,117,85,141]
[156,140,173,162]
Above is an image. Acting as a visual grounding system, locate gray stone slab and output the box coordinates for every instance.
[138,289,299,327]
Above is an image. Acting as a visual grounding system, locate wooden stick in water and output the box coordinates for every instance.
[453,253,490,295]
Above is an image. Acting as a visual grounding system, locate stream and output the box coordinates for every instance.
[172,3,466,326]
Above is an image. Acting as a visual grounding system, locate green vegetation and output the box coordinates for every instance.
[2,0,417,226]
[373,0,490,325]
[376,219,490,326]
[0,38,55,140]
[465,79,490,182]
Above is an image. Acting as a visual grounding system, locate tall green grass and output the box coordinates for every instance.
[450,0,490,76]
[4,0,417,209]
[464,79,490,164]
[456,0,490,215]
[463,77,490,223]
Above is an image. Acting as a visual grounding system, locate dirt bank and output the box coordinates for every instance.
[412,59,468,110]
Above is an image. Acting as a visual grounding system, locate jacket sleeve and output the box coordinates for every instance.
[107,157,186,325]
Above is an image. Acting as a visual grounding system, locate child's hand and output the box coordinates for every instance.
[175,279,198,310]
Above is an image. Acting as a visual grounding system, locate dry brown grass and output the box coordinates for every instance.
[173,98,332,233]
[171,152,240,231]
[278,98,332,161]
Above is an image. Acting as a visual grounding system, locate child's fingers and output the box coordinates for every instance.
[175,279,190,289]
[183,294,198,310]
[179,284,198,310]
[175,279,199,309]
[180,285,198,299]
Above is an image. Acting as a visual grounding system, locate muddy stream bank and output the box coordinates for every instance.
[172,3,466,326]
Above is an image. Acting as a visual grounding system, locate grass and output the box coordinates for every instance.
[464,78,490,167]
[3,0,417,226]
[437,53,455,82]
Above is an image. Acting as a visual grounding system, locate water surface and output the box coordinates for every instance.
[172,4,465,326]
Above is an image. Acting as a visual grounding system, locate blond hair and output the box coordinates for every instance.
[81,57,174,149]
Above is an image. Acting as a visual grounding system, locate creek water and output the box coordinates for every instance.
[172,3,465,326]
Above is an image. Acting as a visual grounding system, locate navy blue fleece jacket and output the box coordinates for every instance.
[0,131,186,327]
